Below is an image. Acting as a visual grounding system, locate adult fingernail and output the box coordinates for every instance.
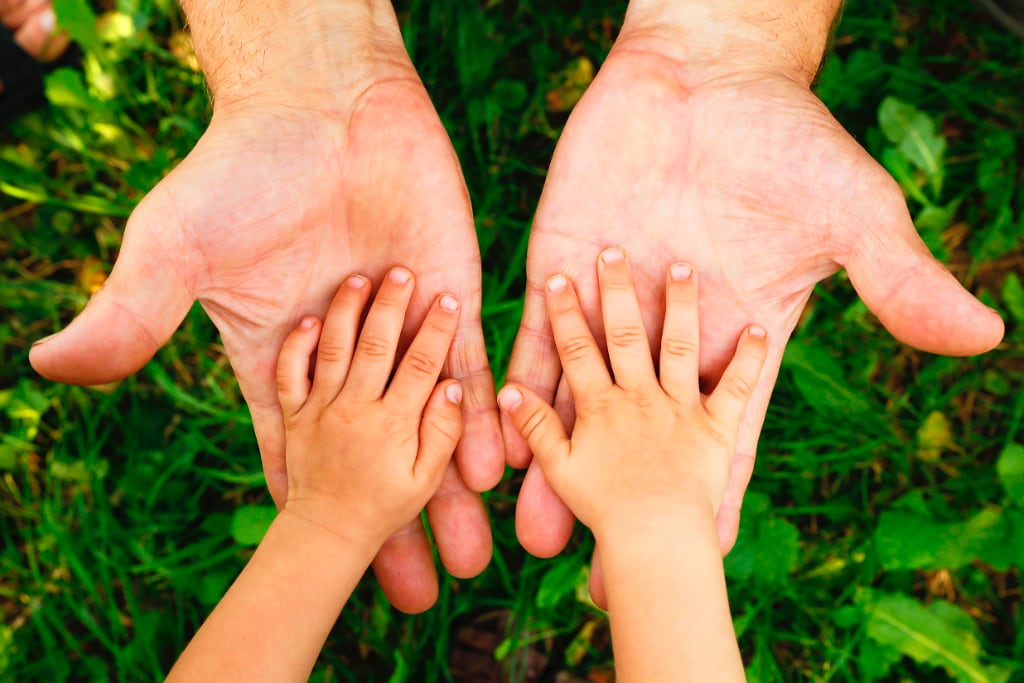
[670,263,693,281]
[547,274,568,293]
[346,275,367,289]
[440,294,459,312]
[445,383,463,404]
[601,247,625,264]
[748,325,767,339]
[39,8,57,34]
[32,333,57,347]
[497,387,523,412]
[389,267,411,284]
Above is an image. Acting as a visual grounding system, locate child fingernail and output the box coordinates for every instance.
[440,294,459,312]
[749,325,767,339]
[346,275,367,289]
[670,263,693,281]
[389,267,411,284]
[601,247,625,264]
[497,387,523,411]
[39,8,56,34]
[445,383,463,404]
[547,274,568,293]
[300,317,317,330]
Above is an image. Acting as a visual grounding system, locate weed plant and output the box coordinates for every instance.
[1,0,1022,681]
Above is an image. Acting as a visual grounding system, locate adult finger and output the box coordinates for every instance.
[29,191,194,386]
[426,462,493,579]
[372,518,439,614]
[11,4,69,62]
[515,460,576,558]
[343,266,414,400]
[503,282,561,469]
[588,546,608,610]
[596,248,656,390]
[842,173,1003,356]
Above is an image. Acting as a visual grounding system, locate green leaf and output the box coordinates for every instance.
[535,553,586,610]
[53,0,101,52]
[724,493,800,585]
[863,592,1012,683]
[1001,273,1024,324]
[782,341,874,418]
[878,97,946,197]
[996,443,1024,504]
[45,68,104,111]
[873,507,1005,570]
[230,506,277,546]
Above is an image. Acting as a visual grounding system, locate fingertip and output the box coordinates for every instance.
[547,274,569,294]
[439,294,460,313]
[497,386,524,413]
[445,381,463,405]
[747,325,767,341]
[389,266,413,285]
[669,262,694,282]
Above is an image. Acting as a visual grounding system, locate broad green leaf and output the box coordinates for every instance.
[45,68,104,111]
[878,97,946,197]
[535,553,586,610]
[53,0,101,52]
[725,493,800,585]
[873,507,1005,570]
[782,341,874,417]
[230,505,277,546]
[996,443,1024,504]
[864,592,1011,683]
[1001,273,1024,324]
[978,509,1024,570]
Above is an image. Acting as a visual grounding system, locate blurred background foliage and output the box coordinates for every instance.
[1,0,1022,681]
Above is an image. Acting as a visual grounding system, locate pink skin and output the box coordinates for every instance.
[0,0,69,67]
[28,79,504,614]
[504,46,1003,606]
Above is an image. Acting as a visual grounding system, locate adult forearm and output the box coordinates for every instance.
[179,0,414,109]
[621,0,843,86]
[167,512,376,682]
[596,512,745,683]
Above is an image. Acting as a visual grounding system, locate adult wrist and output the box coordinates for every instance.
[618,0,843,87]
[181,0,416,113]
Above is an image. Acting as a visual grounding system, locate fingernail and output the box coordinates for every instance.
[547,274,568,293]
[299,317,317,330]
[445,383,463,404]
[38,8,56,34]
[440,294,459,312]
[497,387,523,412]
[32,333,57,347]
[601,247,625,264]
[389,267,411,284]
[748,325,767,339]
[670,263,693,281]
[346,275,366,289]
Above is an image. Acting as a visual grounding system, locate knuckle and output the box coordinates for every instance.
[558,335,595,363]
[661,336,698,359]
[356,334,391,358]
[315,343,350,364]
[721,375,755,401]
[403,349,440,377]
[518,407,549,443]
[607,324,647,349]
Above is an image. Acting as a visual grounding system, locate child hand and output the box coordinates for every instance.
[498,248,768,541]
[274,267,464,554]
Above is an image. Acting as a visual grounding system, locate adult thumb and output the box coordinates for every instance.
[29,196,194,384]
[842,191,1003,357]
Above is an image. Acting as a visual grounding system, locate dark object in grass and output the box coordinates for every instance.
[0,24,45,126]
[978,0,1024,38]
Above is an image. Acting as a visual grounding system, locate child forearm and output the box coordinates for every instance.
[166,512,376,683]
[596,507,745,683]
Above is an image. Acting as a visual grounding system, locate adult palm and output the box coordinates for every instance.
[30,78,503,613]
[506,47,1002,597]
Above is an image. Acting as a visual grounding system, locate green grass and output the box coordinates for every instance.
[2,0,1023,681]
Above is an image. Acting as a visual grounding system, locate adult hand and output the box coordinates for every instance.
[505,1,1003,603]
[29,1,503,613]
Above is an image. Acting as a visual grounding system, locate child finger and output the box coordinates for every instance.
[275,316,322,419]
[545,274,613,398]
[596,248,657,391]
[386,294,460,413]
[659,263,700,402]
[704,326,769,431]
[309,274,372,402]
[343,266,415,400]
[416,380,465,485]
[497,384,571,475]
